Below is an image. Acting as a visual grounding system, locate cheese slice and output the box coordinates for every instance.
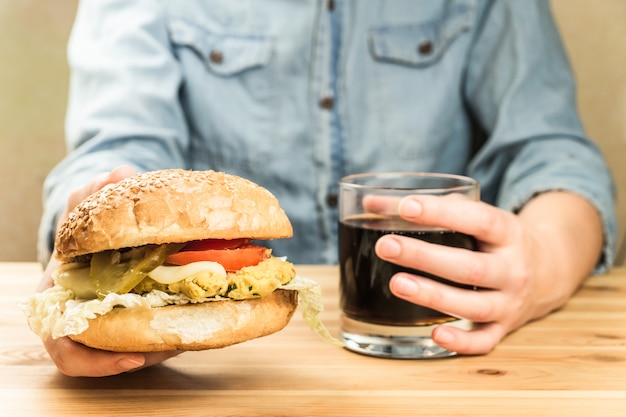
[147,262,227,284]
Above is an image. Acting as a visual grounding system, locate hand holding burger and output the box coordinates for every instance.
[24,167,315,377]
[34,166,175,376]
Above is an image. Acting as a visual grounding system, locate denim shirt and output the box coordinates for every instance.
[40,0,617,269]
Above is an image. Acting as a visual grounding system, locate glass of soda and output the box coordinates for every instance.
[338,172,480,359]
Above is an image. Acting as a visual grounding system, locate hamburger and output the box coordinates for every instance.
[22,169,326,352]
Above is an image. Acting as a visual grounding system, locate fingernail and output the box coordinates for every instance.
[393,276,419,296]
[434,327,454,345]
[400,198,422,218]
[117,357,144,372]
[377,236,401,258]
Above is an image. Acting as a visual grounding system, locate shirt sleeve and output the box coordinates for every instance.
[38,0,189,264]
[463,0,617,272]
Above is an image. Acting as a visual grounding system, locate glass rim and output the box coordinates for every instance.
[339,172,478,192]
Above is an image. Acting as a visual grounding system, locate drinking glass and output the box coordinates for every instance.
[338,172,479,358]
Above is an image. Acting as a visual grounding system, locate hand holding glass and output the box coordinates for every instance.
[338,172,480,359]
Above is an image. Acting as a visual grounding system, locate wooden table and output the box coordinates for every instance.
[1,262,625,416]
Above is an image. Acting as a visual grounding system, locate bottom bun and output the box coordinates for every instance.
[69,289,298,352]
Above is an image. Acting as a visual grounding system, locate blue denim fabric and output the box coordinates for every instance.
[40,0,617,269]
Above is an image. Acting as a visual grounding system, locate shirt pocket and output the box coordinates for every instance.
[368,0,475,67]
[167,17,277,174]
[168,18,272,76]
[362,0,476,162]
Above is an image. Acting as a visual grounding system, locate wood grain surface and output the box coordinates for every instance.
[1,263,625,416]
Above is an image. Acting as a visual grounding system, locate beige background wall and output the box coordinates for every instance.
[552,0,626,262]
[0,1,624,262]
[0,1,77,261]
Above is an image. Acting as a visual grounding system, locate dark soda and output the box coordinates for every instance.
[339,215,478,326]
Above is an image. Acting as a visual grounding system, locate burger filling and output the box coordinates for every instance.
[21,239,340,346]
[53,240,297,302]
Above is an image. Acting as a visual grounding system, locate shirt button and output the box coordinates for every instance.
[328,0,335,11]
[209,50,224,64]
[417,40,433,55]
[326,193,338,208]
[319,96,334,110]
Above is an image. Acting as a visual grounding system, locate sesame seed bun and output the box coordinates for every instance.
[55,169,293,262]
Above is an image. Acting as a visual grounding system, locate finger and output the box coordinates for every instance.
[67,165,137,210]
[362,195,403,216]
[105,165,137,185]
[37,257,62,292]
[61,165,138,230]
[432,322,506,355]
[362,191,472,216]
[389,273,504,323]
[140,351,183,371]
[45,336,146,377]
[375,234,507,290]
[398,195,518,246]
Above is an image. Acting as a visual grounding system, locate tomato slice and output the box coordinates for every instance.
[165,243,268,271]
[181,238,251,251]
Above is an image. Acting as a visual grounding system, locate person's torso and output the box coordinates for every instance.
[159,0,480,263]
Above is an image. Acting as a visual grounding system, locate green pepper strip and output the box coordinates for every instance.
[90,243,185,299]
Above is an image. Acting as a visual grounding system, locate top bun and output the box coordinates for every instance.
[55,169,293,261]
